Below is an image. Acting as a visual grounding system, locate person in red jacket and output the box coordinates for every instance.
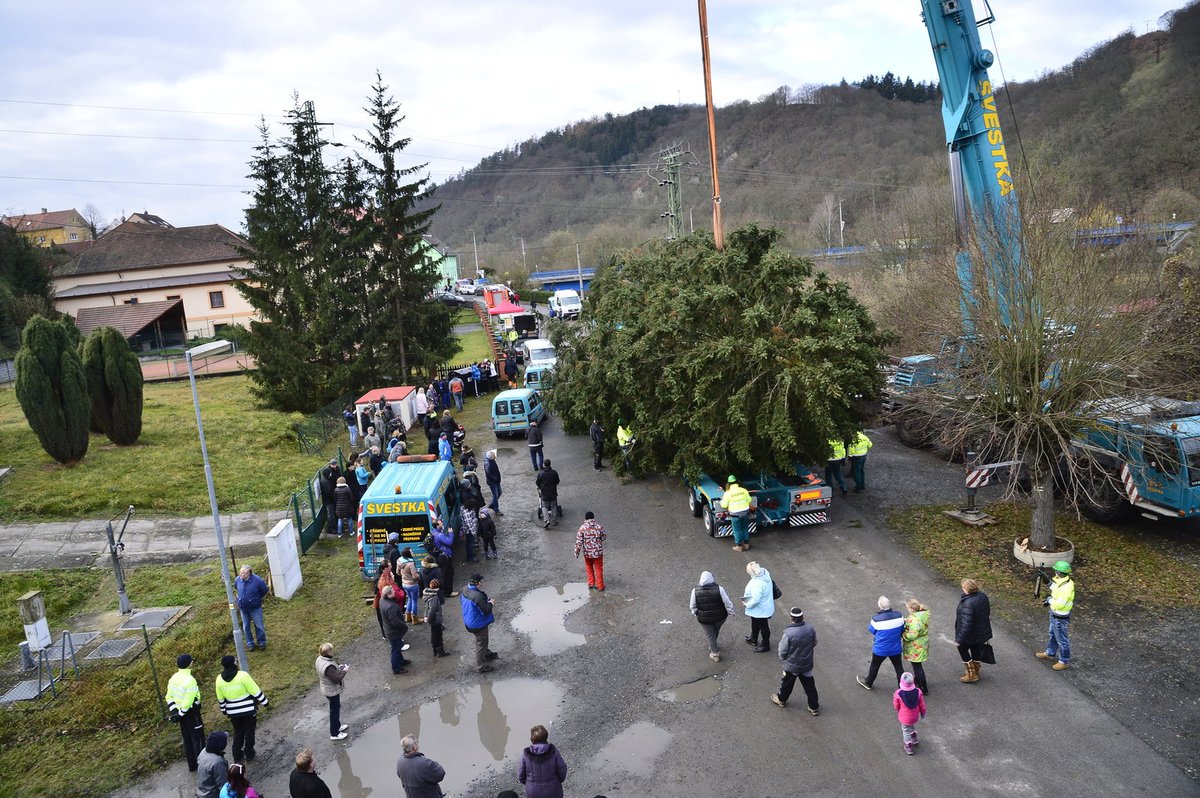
[892,671,927,756]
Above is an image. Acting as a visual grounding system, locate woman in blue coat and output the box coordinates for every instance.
[741,561,776,652]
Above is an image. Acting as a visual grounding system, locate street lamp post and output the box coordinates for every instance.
[185,340,249,672]
[469,228,480,278]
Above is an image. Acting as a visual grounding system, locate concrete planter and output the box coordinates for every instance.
[1013,536,1075,568]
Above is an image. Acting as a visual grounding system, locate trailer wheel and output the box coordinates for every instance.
[688,488,702,517]
[895,415,933,447]
[703,504,716,537]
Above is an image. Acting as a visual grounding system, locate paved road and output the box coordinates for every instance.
[105,420,1196,797]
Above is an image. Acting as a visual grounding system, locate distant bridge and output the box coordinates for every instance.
[529,268,595,292]
[1072,221,1193,250]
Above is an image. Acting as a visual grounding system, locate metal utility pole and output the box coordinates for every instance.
[652,144,688,241]
[697,0,725,250]
[520,238,528,272]
[838,199,845,248]
[469,228,480,277]
[575,243,585,295]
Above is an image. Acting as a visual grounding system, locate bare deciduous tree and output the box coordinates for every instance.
[890,176,1200,549]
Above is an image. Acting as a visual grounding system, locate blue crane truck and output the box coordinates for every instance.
[684,468,832,538]
[884,0,1200,523]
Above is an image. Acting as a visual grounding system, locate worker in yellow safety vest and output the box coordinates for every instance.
[215,655,269,763]
[825,438,848,496]
[165,653,206,771]
[616,420,636,472]
[720,475,753,552]
[847,431,873,492]
[1036,561,1075,671]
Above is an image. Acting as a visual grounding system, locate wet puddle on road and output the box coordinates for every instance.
[655,675,723,703]
[324,677,564,797]
[590,721,673,777]
[511,582,590,656]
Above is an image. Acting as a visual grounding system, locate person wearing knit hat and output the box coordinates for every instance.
[196,730,229,798]
[771,607,820,715]
[215,655,269,763]
[166,653,205,772]
[893,671,927,755]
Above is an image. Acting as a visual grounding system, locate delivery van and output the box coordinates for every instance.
[548,289,582,320]
[356,455,461,578]
[521,338,557,369]
[491,388,547,438]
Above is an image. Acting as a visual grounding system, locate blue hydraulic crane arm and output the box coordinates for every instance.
[919,0,1025,333]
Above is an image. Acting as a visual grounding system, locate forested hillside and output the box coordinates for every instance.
[427,1,1200,279]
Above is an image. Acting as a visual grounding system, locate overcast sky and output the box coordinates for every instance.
[0,0,1179,233]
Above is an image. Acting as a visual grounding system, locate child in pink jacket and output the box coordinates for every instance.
[893,671,927,755]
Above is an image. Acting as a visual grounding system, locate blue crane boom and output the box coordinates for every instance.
[920,0,1024,332]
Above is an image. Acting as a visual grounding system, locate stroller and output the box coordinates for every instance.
[452,424,467,453]
[536,490,564,526]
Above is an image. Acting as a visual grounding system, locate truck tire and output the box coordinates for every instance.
[895,414,932,447]
[688,487,702,517]
[1077,461,1130,523]
[703,504,717,537]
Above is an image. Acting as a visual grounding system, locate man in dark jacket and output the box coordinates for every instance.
[955,578,993,684]
[380,586,411,675]
[234,565,269,651]
[396,734,446,797]
[319,459,340,534]
[589,418,605,470]
[772,607,819,715]
[484,450,503,515]
[527,420,545,470]
[535,459,560,529]
[460,574,498,673]
[290,747,334,798]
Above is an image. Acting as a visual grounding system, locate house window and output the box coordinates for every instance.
[166,295,181,301]
[70,233,78,241]
[214,323,229,333]
[209,291,225,309]
[123,298,139,305]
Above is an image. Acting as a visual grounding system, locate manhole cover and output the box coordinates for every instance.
[0,680,46,703]
[50,631,99,649]
[119,609,176,630]
[85,639,140,659]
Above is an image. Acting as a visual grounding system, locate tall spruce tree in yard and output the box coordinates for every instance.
[15,315,90,464]
[81,326,144,445]
[238,99,360,412]
[549,225,891,477]
[356,73,455,383]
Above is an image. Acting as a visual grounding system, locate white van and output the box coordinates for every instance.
[521,338,557,369]
[548,289,582,320]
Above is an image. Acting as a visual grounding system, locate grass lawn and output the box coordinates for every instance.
[890,502,1200,617]
[0,375,342,522]
[0,540,366,798]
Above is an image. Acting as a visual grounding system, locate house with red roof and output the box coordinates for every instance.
[52,214,259,344]
[2,208,92,247]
